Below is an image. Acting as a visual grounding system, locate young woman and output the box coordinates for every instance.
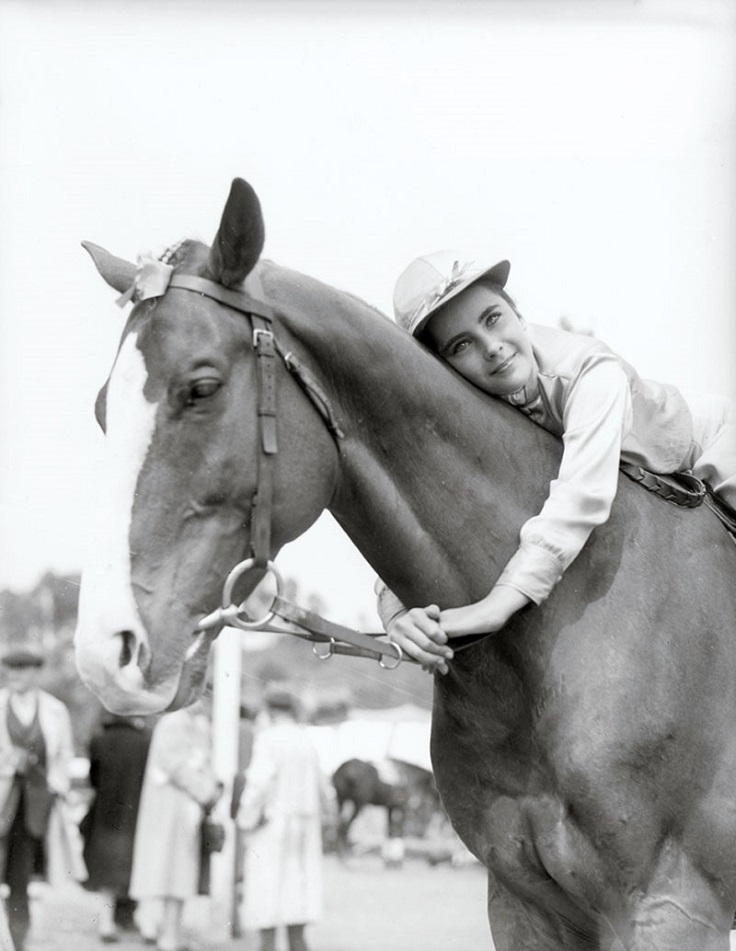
[378,250,736,674]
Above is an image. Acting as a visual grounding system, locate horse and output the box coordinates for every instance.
[332,757,440,853]
[332,758,409,851]
[75,178,736,949]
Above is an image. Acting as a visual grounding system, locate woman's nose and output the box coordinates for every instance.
[482,334,502,359]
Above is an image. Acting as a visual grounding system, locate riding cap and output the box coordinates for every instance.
[393,250,511,338]
[2,646,45,669]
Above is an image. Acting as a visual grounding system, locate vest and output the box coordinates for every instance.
[7,701,53,838]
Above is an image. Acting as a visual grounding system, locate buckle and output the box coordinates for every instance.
[252,327,274,349]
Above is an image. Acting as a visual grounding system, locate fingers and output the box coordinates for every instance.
[387,605,453,675]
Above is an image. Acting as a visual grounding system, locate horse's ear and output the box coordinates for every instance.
[82,241,137,295]
[207,178,265,289]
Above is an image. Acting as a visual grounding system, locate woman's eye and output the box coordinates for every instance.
[187,379,221,404]
[451,339,471,356]
[484,311,500,328]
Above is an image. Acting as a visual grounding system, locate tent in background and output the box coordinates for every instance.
[307,704,432,774]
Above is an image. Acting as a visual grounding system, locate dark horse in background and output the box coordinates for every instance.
[332,758,440,853]
[75,179,736,949]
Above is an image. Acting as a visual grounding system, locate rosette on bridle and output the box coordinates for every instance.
[116,253,174,307]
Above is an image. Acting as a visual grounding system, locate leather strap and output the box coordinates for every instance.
[619,462,706,508]
[248,313,276,567]
[164,268,344,572]
[168,273,276,321]
[170,270,280,567]
[271,339,345,439]
[270,597,407,666]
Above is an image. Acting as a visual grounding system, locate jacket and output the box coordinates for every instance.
[0,688,86,884]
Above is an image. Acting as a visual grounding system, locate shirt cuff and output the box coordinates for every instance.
[374,580,408,631]
[495,543,566,605]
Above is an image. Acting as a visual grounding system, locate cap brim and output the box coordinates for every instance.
[2,656,44,669]
[414,259,511,337]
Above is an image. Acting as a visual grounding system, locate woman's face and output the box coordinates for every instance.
[4,666,38,695]
[425,283,535,396]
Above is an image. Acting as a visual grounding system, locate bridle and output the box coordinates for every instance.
[151,269,409,669]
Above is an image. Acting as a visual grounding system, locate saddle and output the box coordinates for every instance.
[620,462,736,539]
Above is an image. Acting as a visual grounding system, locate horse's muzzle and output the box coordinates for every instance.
[75,625,181,715]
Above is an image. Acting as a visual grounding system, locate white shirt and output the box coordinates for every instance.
[376,323,695,618]
[494,323,693,603]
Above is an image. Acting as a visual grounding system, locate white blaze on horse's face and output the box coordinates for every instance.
[75,331,166,714]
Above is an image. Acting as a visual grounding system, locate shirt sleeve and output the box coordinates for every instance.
[495,355,632,604]
[374,577,408,631]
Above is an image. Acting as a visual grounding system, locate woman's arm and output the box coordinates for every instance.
[493,356,631,602]
[375,579,453,673]
[377,356,632,660]
[440,356,632,637]
[387,604,453,674]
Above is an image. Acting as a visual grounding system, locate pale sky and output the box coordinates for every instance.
[0,0,734,628]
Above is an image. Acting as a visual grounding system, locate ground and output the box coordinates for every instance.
[25,853,736,950]
[25,854,492,951]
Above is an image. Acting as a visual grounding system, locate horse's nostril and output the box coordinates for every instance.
[118,630,137,668]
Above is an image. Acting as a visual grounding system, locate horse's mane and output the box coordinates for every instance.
[158,238,198,266]
[337,286,390,324]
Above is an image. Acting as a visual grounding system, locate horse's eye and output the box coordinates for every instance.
[187,379,221,404]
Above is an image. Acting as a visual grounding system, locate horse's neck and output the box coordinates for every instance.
[274,267,561,608]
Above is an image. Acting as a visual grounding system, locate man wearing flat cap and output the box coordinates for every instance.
[0,645,81,950]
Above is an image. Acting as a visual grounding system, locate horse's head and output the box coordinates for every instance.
[75,179,339,714]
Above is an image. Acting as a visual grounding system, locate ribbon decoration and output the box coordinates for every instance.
[432,258,475,304]
[411,258,477,328]
[116,253,175,307]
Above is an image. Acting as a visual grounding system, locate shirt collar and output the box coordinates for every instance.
[502,370,540,408]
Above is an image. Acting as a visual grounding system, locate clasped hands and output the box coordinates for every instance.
[386,585,531,675]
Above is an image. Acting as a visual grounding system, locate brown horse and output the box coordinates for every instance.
[332,758,409,849]
[75,178,736,949]
[332,758,440,851]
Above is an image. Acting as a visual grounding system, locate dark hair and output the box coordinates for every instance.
[264,684,299,715]
[1,648,44,669]
[418,281,523,352]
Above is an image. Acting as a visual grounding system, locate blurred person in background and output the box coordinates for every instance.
[236,684,333,951]
[230,702,256,939]
[0,646,85,951]
[129,695,221,951]
[80,712,152,943]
